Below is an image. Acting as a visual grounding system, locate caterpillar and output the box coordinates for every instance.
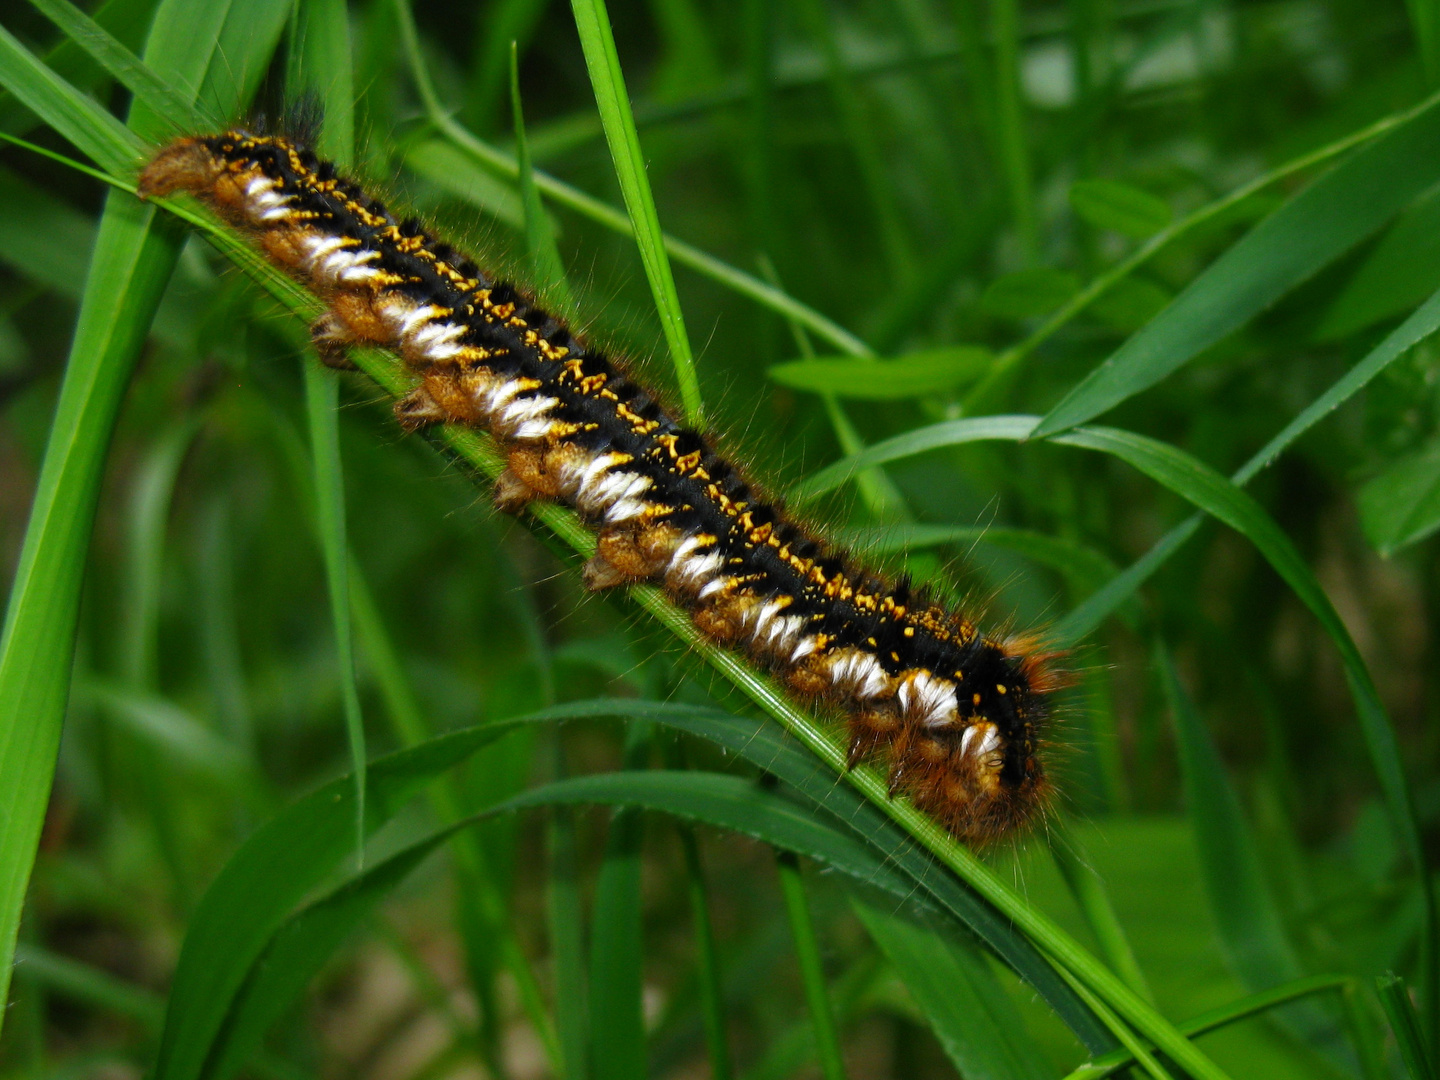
[138,130,1059,842]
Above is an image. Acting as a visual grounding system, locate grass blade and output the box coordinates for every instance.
[0,191,181,1039]
[1035,93,1440,437]
[568,0,702,423]
[852,898,1049,1080]
[588,730,649,1080]
[303,362,367,867]
[1376,973,1436,1080]
[777,852,847,1080]
[152,720,522,1080]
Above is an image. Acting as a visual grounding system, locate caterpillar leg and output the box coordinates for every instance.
[393,384,446,430]
[311,312,356,369]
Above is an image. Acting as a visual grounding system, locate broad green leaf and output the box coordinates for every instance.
[1036,95,1440,437]
[570,0,702,423]
[982,267,1080,319]
[1358,440,1440,554]
[152,721,520,1080]
[853,898,1050,1080]
[1317,185,1440,340]
[768,347,993,399]
[1070,178,1172,238]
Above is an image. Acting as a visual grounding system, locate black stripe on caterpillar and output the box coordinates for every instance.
[138,130,1060,842]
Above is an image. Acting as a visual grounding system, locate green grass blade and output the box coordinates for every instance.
[991,0,1036,263]
[678,824,732,1080]
[151,720,523,1080]
[777,852,847,1080]
[588,725,650,1080]
[568,0,702,424]
[303,362,367,867]
[1055,282,1440,641]
[27,0,206,132]
[206,837,448,1080]
[1035,93,1440,437]
[547,793,589,1080]
[290,0,364,867]
[119,419,197,687]
[14,944,165,1030]
[792,0,912,279]
[793,413,1429,1056]
[1064,975,1358,1080]
[510,700,1112,1054]
[851,898,1049,1080]
[1047,827,1153,1005]
[0,190,181,1040]
[286,0,353,166]
[1376,973,1436,1080]
[1157,645,1304,991]
[0,19,140,174]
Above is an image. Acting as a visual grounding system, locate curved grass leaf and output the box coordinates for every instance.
[1056,281,1440,642]
[1035,93,1440,438]
[768,347,992,400]
[205,836,447,1080]
[852,898,1050,1080]
[512,699,1113,1054]
[152,719,521,1080]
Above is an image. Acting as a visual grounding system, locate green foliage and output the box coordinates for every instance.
[2,0,1440,1077]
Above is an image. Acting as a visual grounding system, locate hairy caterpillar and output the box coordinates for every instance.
[138,130,1059,841]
